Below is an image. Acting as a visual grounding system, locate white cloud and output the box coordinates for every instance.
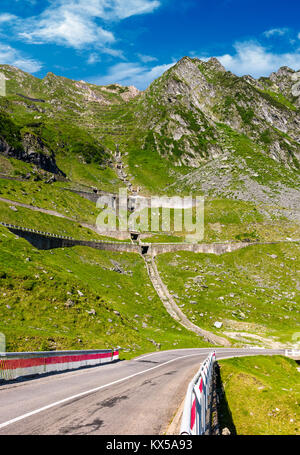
[2,0,161,50]
[104,0,161,19]
[18,9,115,49]
[101,47,125,58]
[199,41,300,78]
[263,27,289,38]
[0,14,18,24]
[90,61,175,89]
[0,43,42,73]
[137,53,158,63]
[87,53,101,65]
[52,0,161,21]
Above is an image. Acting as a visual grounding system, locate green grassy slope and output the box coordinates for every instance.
[0,178,100,223]
[218,355,300,435]
[156,243,300,347]
[204,199,300,243]
[1,177,299,243]
[0,198,123,241]
[0,226,210,356]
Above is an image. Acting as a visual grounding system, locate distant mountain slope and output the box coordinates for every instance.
[136,57,300,168]
[0,59,299,211]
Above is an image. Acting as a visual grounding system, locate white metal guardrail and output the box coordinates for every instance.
[0,348,120,381]
[180,351,216,435]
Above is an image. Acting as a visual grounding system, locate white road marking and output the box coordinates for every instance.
[135,348,257,361]
[135,348,215,361]
[0,352,204,430]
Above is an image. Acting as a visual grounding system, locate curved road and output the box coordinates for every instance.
[0,348,283,435]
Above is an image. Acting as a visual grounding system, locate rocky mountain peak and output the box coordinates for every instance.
[44,72,57,79]
[270,66,296,79]
[139,55,300,170]
[206,57,226,72]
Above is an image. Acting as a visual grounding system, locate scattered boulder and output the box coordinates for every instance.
[45,175,56,184]
[87,309,96,315]
[214,321,223,329]
[65,299,74,308]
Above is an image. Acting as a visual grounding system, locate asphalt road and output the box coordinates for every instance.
[0,348,283,435]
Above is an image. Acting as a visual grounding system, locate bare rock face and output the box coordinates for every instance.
[269,66,300,104]
[0,133,65,176]
[22,133,65,175]
[120,85,140,102]
[75,81,111,105]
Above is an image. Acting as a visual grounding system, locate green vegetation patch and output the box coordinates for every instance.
[0,178,100,224]
[156,243,300,345]
[218,355,300,435]
[0,200,103,241]
[0,226,210,357]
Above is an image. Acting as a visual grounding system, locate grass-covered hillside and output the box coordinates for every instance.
[1,175,298,244]
[0,64,138,192]
[0,225,209,356]
[156,243,300,347]
[0,178,99,223]
[0,59,299,356]
[218,355,300,435]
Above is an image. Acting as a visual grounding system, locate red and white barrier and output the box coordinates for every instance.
[0,349,119,382]
[180,351,216,435]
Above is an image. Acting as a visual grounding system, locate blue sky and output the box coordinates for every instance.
[0,0,300,89]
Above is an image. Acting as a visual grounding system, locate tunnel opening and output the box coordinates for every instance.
[141,245,149,255]
[130,232,140,241]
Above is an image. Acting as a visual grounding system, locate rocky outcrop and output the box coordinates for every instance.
[268,66,300,106]
[120,85,140,102]
[0,133,65,176]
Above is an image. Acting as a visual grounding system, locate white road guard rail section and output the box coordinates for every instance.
[180,351,216,435]
[0,349,119,381]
